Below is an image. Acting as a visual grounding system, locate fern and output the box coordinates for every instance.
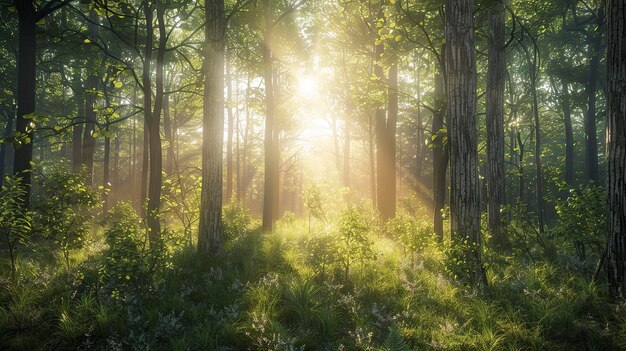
[384,327,410,351]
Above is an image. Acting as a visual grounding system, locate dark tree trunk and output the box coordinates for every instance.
[529,55,545,234]
[606,0,626,298]
[103,119,111,212]
[486,0,507,248]
[0,110,14,187]
[198,0,225,255]
[13,0,36,209]
[432,71,448,243]
[145,5,166,243]
[445,0,484,286]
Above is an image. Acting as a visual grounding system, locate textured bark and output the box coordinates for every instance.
[606,0,626,298]
[0,110,14,186]
[529,57,545,234]
[432,71,448,243]
[13,0,36,209]
[486,0,506,248]
[141,4,153,219]
[561,81,575,186]
[445,0,484,285]
[198,0,225,255]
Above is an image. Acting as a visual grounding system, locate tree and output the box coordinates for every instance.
[445,0,484,286]
[605,0,626,298]
[486,0,507,248]
[198,0,225,256]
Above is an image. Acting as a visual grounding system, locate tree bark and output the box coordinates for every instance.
[529,53,545,234]
[71,71,84,173]
[561,80,575,187]
[486,0,506,248]
[163,92,174,175]
[445,0,484,285]
[81,10,99,185]
[198,0,225,255]
[225,64,234,202]
[13,0,36,209]
[606,0,626,298]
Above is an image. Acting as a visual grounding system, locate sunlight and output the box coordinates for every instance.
[298,75,319,99]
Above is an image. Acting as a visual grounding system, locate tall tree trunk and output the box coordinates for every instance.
[561,80,575,187]
[343,117,351,187]
[13,0,36,209]
[225,64,234,202]
[0,109,14,187]
[432,71,448,243]
[486,0,506,248]
[82,10,99,185]
[375,48,397,221]
[198,0,225,255]
[262,0,278,232]
[445,0,484,286]
[103,118,111,212]
[163,92,174,175]
[529,53,545,234]
[584,28,603,183]
[606,0,626,298]
[144,5,166,243]
[369,113,377,209]
[72,71,84,172]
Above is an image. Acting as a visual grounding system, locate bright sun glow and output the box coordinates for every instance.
[298,75,319,99]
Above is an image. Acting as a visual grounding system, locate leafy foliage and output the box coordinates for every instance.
[0,176,32,280]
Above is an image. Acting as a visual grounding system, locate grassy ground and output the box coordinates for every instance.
[0,214,624,350]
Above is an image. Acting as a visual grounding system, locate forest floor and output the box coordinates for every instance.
[0,212,624,351]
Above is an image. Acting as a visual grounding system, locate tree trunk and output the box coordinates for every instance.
[0,110,14,187]
[561,80,575,187]
[198,0,225,255]
[72,71,84,172]
[163,92,174,175]
[584,30,603,183]
[486,0,507,248]
[225,64,234,203]
[144,5,166,243]
[529,57,545,234]
[13,0,36,209]
[432,71,447,243]
[81,10,99,185]
[445,0,484,285]
[262,0,278,232]
[606,0,626,298]
[343,117,351,187]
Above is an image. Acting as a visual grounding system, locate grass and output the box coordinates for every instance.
[0,213,623,350]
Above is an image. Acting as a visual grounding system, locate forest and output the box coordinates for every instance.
[0,0,625,349]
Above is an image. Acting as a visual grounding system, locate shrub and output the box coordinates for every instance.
[0,176,32,281]
[223,201,251,242]
[337,205,374,281]
[385,216,434,265]
[33,166,100,268]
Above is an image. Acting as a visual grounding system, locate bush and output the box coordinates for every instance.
[223,201,251,242]
[385,216,434,265]
[553,184,605,261]
[0,176,32,281]
[337,205,374,281]
[33,166,100,268]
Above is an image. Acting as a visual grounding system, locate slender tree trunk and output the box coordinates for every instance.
[103,117,111,212]
[163,92,174,175]
[606,0,626,298]
[368,113,376,209]
[82,10,99,185]
[13,0,36,209]
[445,0,484,286]
[72,71,84,172]
[529,57,545,233]
[343,117,351,187]
[198,0,225,255]
[225,64,234,202]
[584,30,603,183]
[262,0,278,232]
[0,110,14,187]
[144,5,166,242]
[432,71,447,242]
[561,80,575,187]
[486,0,506,248]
